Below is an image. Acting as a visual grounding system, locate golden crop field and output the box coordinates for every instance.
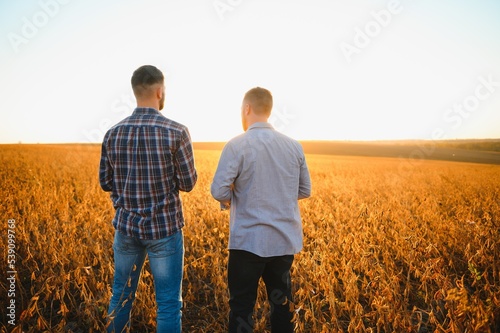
[1,144,499,332]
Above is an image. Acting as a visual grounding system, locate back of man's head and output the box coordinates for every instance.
[244,87,273,116]
[131,65,164,98]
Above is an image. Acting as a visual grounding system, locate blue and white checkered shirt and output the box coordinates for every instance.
[99,107,197,240]
[211,122,311,257]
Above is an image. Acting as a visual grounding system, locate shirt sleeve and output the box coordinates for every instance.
[298,152,311,200]
[174,128,197,192]
[211,143,238,202]
[99,135,113,192]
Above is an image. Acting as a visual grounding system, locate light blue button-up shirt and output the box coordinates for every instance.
[211,122,311,257]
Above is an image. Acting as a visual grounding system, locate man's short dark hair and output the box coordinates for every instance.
[244,87,273,116]
[131,65,164,97]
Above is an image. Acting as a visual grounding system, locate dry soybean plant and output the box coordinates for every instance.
[0,145,499,332]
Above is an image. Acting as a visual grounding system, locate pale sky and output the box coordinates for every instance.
[1,0,499,143]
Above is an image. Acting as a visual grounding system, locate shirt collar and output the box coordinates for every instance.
[133,107,160,115]
[248,122,274,131]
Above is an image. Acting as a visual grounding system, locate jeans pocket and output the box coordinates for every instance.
[146,230,183,258]
[112,231,140,254]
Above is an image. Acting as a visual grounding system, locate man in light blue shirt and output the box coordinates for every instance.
[211,87,311,332]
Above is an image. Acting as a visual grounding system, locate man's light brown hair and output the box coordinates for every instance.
[244,87,273,116]
[131,65,164,97]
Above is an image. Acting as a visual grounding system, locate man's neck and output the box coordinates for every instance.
[136,100,159,110]
[247,117,268,127]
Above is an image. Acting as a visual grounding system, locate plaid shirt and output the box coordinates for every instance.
[99,108,197,240]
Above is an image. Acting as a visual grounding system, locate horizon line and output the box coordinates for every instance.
[1,137,500,145]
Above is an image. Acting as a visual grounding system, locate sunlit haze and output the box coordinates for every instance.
[1,0,499,143]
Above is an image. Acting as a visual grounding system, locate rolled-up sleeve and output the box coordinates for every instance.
[211,144,238,202]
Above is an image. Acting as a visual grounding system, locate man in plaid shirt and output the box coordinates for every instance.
[100,65,197,333]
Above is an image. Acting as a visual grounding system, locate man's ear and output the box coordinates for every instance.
[244,103,251,116]
[156,85,164,99]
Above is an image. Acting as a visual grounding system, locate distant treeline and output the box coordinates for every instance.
[194,139,500,153]
[193,139,500,165]
[431,139,500,152]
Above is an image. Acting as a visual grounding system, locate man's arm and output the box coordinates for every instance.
[211,143,238,205]
[99,139,113,192]
[174,129,197,192]
[298,153,311,200]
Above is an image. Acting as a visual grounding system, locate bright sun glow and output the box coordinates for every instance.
[1,1,499,143]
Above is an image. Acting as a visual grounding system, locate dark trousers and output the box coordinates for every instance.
[228,249,294,333]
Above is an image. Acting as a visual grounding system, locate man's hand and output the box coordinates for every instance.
[220,201,231,211]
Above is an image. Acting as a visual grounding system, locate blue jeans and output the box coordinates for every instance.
[107,230,184,333]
